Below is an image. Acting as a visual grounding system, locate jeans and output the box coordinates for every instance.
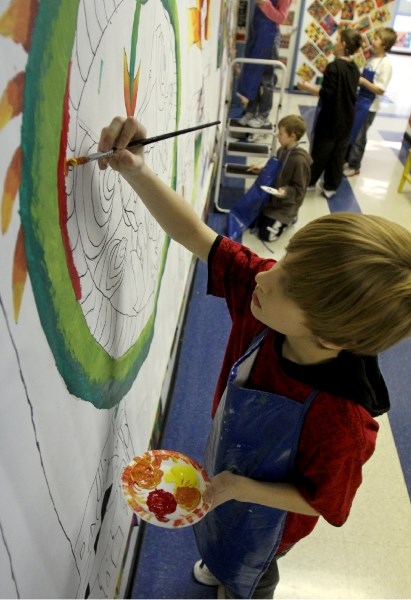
[347,111,376,169]
[247,65,278,119]
[224,550,289,599]
[237,10,280,119]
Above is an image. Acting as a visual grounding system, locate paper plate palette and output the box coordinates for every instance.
[260,185,279,195]
[121,450,210,528]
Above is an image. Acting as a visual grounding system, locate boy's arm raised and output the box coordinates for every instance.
[98,116,218,263]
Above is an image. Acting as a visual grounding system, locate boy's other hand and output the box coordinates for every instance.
[203,470,238,510]
[98,116,146,175]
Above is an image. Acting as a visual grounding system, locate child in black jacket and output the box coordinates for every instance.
[297,28,362,199]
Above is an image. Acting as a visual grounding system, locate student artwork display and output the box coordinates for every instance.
[277,0,300,84]
[0,0,234,597]
[292,0,396,86]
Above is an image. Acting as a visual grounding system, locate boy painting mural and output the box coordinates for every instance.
[98,116,411,599]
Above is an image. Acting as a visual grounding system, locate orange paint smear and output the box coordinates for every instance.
[12,225,28,322]
[2,146,22,234]
[0,71,25,131]
[187,8,201,48]
[0,0,39,51]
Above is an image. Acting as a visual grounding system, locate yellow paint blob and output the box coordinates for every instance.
[164,465,199,488]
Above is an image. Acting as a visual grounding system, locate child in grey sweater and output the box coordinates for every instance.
[257,115,312,242]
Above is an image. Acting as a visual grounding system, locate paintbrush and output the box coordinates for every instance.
[65,120,221,169]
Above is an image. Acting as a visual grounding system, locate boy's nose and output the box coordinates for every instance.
[255,271,269,291]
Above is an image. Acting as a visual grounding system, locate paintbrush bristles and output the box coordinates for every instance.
[65,156,89,174]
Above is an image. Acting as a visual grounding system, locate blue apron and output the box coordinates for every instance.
[349,65,377,144]
[194,330,317,598]
[237,4,279,102]
[227,156,282,240]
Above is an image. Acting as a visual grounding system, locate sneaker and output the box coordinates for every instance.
[247,115,271,128]
[343,166,360,177]
[193,560,220,586]
[266,220,288,241]
[237,112,254,126]
[322,188,336,199]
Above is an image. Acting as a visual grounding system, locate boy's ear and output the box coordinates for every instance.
[317,337,346,351]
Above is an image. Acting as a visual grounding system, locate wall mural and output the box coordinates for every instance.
[0,0,232,597]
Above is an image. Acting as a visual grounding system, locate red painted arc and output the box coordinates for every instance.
[57,61,82,301]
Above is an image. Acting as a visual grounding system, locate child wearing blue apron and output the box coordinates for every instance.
[344,27,397,177]
[193,236,390,598]
[97,116,411,600]
[237,0,291,128]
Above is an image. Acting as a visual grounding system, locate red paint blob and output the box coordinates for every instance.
[147,489,177,522]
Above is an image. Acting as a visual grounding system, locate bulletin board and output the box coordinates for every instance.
[290,0,397,87]
[0,0,235,597]
[277,0,301,88]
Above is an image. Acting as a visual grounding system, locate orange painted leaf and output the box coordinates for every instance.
[0,71,24,131]
[123,52,140,116]
[2,146,22,234]
[12,225,28,322]
[0,0,39,51]
[123,51,132,115]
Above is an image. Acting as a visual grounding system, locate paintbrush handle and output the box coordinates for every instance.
[67,121,221,168]
[126,120,221,150]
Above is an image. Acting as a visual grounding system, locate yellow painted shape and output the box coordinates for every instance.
[164,464,199,488]
[187,8,201,48]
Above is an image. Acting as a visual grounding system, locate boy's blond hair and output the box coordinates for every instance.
[278,115,306,141]
[285,213,411,355]
[375,27,397,52]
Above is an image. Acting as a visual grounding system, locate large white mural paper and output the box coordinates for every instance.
[0,0,232,597]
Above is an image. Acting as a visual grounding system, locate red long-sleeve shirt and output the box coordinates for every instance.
[258,0,292,25]
[208,236,383,553]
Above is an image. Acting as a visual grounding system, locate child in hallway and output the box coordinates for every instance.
[98,116,411,600]
[344,27,397,177]
[297,28,362,199]
[237,0,291,129]
[256,114,312,241]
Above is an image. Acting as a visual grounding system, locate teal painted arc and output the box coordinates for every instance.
[18,0,181,408]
